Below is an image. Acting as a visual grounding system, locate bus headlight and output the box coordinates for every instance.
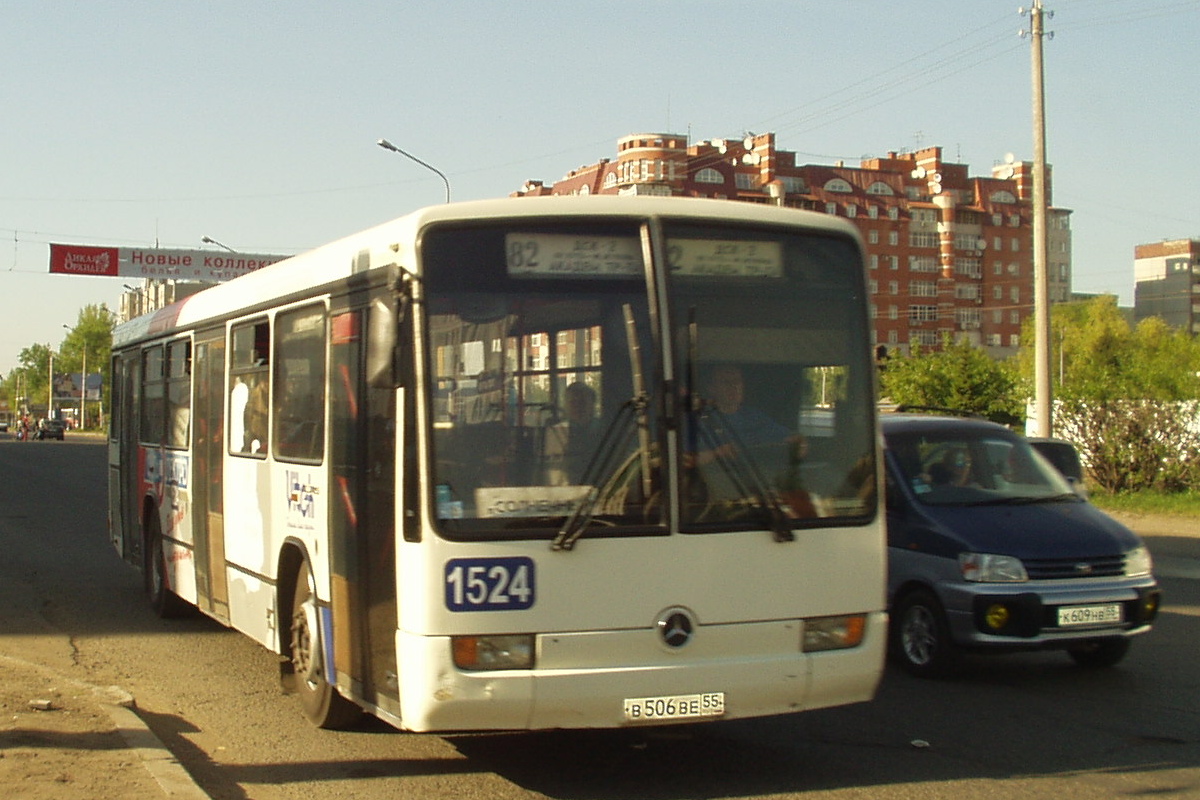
[802,614,867,652]
[451,635,535,671]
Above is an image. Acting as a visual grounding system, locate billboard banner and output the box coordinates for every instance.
[53,373,103,402]
[49,244,290,283]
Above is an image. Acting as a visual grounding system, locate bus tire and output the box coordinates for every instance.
[146,516,191,619]
[289,565,362,729]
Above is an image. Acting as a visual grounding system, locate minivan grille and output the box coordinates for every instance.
[1024,555,1125,580]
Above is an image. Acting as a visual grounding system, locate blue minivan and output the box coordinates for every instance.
[881,412,1161,677]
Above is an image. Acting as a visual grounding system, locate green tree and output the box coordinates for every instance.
[1018,296,1200,493]
[879,336,1023,424]
[57,304,117,429]
[3,303,116,427]
[13,342,56,416]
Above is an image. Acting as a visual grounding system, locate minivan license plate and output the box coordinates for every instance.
[624,692,725,722]
[1057,603,1122,627]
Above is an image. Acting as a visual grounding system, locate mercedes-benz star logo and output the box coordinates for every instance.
[656,608,695,648]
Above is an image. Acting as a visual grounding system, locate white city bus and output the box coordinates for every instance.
[108,196,886,732]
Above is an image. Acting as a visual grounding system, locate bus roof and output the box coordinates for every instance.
[112,195,862,349]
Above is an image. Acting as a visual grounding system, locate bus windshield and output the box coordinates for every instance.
[667,221,876,528]
[423,217,875,540]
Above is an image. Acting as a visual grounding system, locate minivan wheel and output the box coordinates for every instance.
[1067,637,1130,669]
[892,589,961,678]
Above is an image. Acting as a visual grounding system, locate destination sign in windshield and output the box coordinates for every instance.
[505,233,783,279]
[666,239,783,278]
[506,234,643,278]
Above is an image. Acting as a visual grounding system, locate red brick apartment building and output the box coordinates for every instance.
[515,132,1073,359]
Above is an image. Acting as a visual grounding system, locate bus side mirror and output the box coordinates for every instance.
[367,294,400,388]
[368,270,417,389]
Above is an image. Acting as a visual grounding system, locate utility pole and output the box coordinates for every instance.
[1026,1,1053,437]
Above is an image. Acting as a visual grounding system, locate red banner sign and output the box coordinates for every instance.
[49,244,290,282]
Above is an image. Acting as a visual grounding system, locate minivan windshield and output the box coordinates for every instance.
[886,427,1079,506]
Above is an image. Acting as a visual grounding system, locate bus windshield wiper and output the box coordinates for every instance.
[553,303,651,552]
[551,394,645,551]
[692,409,795,543]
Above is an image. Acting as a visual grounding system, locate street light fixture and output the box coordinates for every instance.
[201,236,237,253]
[376,138,451,203]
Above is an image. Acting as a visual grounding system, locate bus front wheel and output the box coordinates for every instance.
[289,566,362,729]
[146,516,190,618]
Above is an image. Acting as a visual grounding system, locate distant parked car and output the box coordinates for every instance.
[35,418,65,440]
[882,412,1160,678]
[0,419,8,432]
[1029,437,1087,496]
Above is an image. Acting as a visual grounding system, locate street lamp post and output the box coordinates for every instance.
[79,347,86,428]
[63,324,87,429]
[376,138,451,203]
[47,349,54,421]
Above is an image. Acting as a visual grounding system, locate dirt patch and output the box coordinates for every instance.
[0,661,166,799]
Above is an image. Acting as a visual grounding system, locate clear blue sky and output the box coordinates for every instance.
[3,0,1197,376]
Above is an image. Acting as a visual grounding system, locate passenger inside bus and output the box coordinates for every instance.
[687,365,806,467]
[544,381,603,485]
[684,364,814,520]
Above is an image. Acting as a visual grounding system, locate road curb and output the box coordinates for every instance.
[104,701,211,800]
[0,654,211,800]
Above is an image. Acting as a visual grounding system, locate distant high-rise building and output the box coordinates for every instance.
[1134,239,1200,334]
[515,132,1073,358]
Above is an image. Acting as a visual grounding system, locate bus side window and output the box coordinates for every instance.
[273,305,327,462]
[230,319,270,456]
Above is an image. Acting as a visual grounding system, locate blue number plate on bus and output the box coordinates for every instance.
[444,557,536,612]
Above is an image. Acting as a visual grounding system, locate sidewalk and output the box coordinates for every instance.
[0,654,209,800]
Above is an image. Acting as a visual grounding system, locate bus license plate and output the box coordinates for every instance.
[1057,603,1122,627]
[624,692,725,723]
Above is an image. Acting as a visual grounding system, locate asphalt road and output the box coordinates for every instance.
[1,434,1197,800]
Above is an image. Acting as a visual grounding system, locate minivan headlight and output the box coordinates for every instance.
[1125,546,1153,577]
[959,552,1028,583]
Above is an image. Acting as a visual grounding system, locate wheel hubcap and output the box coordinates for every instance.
[902,605,937,665]
[291,596,323,688]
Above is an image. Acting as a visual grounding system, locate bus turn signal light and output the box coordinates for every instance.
[802,614,867,652]
[451,635,535,671]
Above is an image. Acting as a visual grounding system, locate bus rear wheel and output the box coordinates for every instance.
[289,566,362,729]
